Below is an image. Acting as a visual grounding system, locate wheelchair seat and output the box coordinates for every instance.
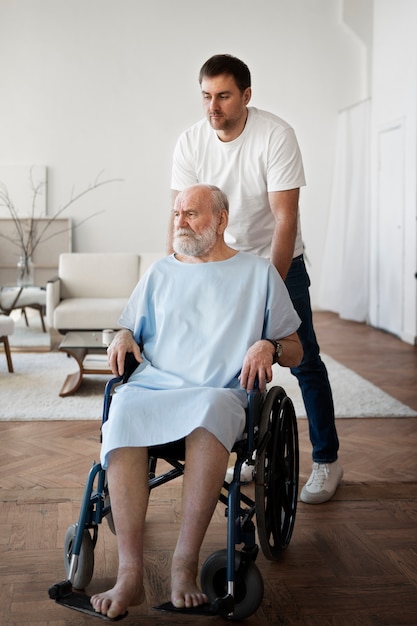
[49,363,299,621]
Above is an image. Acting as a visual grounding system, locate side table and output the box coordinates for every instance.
[58,331,113,397]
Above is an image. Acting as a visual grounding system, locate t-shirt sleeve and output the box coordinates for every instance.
[263,264,301,339]
[171,132,199,190]
[266,127,306,192]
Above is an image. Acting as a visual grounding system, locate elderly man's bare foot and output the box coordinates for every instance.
[90,567,145,619]
[171,559,208,609]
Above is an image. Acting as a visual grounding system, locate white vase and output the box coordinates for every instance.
[17,255,35,287]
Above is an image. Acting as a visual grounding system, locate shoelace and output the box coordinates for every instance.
[308,463,329,488]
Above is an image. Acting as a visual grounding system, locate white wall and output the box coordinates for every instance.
[342,0,373,93]
[369,0,417,343]
[0,0,366,306]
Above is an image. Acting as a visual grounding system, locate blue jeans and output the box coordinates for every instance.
[284,255,339,463]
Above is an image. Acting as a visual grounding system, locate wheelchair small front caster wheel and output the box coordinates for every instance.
[63,523,94,589]
[200,549,264,620]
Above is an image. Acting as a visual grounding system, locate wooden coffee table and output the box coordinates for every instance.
[58,331,114,397]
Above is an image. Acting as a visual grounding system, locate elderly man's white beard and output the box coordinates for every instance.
[173,225,218,257]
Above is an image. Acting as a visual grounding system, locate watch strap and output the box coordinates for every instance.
[264,338,282,363]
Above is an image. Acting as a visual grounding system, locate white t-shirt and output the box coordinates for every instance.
[171,106,307,258]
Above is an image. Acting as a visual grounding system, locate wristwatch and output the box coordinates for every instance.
[265,339,283,363]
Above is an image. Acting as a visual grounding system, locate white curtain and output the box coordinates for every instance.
[318,100,371,322]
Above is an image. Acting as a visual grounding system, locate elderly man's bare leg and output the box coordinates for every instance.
[171,428,229,608]
[90,447,149,619]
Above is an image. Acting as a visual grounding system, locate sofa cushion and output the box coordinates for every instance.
[53,297,128,330]
[59,253,140,299]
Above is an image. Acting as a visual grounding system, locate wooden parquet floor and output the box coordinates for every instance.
[1,312,416,625]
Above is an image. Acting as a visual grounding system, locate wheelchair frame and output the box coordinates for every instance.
[49,371,299,621]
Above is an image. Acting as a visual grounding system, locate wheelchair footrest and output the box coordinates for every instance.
[48,580,128,621]
[153,600,217,616]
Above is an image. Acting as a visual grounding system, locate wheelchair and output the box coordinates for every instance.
[49,356,299,621]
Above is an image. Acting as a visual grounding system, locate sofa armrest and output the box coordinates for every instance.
[46,278,61,328]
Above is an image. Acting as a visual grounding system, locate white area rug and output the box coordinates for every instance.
[273,356,417,418]
[8,309,51,350]
[0,351,108,420]
[0,351,415,421]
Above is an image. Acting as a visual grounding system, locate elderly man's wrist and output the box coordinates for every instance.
[264,338,283,363]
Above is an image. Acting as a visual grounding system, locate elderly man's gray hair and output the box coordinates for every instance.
[207,185,229,214]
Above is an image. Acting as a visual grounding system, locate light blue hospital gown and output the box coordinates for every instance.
[100,253,300,468]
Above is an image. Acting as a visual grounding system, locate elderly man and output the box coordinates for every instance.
[91,184,302,619]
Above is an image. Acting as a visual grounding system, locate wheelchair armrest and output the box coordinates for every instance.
[123,350,141,382]
[101,349,142,427]
[246,388,264,457]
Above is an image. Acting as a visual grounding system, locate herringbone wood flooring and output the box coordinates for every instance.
[1,312,416,625]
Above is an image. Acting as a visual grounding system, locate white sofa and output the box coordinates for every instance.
[46,252,164,333]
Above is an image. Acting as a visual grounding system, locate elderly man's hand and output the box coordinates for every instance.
[239,340,275,393]
[107,329,143,376]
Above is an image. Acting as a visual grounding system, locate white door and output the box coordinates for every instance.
[376,123,404,335]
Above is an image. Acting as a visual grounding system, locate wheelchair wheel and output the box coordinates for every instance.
[63,523,94,589]
[200,549,264,620]
[255,386,299,560]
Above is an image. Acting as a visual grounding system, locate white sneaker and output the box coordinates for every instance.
[300,461,343,504]
[225,461,255,484]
